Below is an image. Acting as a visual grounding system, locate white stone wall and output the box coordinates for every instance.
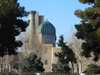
[52,47,61,64]
[40,44,53,72]
[39,44,61,72]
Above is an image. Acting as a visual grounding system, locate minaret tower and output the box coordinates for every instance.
[28,11,36,53]
[28,10,45,54]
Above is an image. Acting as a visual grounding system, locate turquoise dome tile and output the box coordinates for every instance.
[37,21,56,35]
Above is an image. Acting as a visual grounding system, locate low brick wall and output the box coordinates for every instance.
[0,72,100,75]
[0,72,35,75]
[92,74,100,75]
[43,72,79,75]
[0,72,79,75]
[88,74,100,75]
[80,73,100,75]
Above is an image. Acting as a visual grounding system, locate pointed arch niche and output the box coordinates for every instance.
[45,60,48,65]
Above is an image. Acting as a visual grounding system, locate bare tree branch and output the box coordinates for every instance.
[67,31,85,73]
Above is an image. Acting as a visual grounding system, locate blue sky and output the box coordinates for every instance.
[18,0,90,43]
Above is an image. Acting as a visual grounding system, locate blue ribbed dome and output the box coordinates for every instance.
[37,21,56,34]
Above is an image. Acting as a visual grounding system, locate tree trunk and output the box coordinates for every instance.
[79,62,82,73]
[71,62,74,75]
[9,64,11,72]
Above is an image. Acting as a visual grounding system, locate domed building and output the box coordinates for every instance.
[0,10,98,73]
[37,20,56,46]
[28,11,100,73]
[28,11,61,72]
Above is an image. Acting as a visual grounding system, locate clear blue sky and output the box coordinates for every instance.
[18,0,90,43]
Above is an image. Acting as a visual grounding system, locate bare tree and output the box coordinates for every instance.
[18,32,44,57]
[17,32,46,71]
[18,32,29,57]
[0,54,17,72]
[67,31,85,73]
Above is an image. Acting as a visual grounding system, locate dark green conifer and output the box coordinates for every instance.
[21,53,45,72]
[55,35,76,64]
[0,0,28,56]
[75,0,100,61]
[54,35,76,73]
[85,64,100,74]
[52,61,70,72]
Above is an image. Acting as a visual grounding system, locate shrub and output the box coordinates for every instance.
[20,53,45,72]
[52,61,70,72]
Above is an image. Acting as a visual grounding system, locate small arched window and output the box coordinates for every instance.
[1,64,3,68]
[45,60,48,65]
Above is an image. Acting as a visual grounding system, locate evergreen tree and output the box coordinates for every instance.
[52,61,70,72]
[55,35,76,73]
[74,0,100,61]
[55,35,76,64]
[0,0,28,56]
[85,64,100,74]
[21,53,45,72]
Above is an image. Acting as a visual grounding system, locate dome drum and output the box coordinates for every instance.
[42,34,56,45]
